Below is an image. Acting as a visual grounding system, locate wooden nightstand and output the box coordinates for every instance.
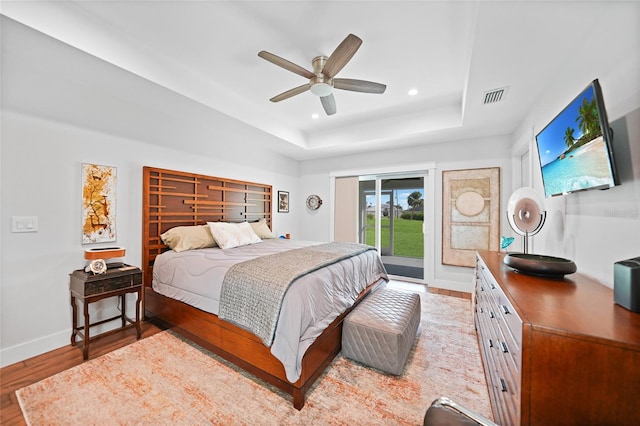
[70,263,143,360]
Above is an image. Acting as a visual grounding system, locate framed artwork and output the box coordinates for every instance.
[278,191,289,213]
[82,163,117,244]
[442,167,500,267]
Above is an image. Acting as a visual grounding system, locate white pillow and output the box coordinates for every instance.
[207,221,262,249]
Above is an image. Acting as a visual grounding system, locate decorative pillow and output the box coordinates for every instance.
[207,221,262,249]
[160,225,217,252]
[250,218,276,239]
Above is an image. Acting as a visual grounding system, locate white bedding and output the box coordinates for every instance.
[152,239,388,382]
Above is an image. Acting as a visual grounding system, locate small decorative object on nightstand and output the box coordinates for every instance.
[69,262,142,360]
[84,247,125,273]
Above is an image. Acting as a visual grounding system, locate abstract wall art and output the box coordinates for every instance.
[442,167,500,267]
[82,163,117,244]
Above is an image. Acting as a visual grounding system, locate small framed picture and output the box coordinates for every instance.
[278,191,289,213]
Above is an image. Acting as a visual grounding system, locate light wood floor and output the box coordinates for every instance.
[0,284,469,425]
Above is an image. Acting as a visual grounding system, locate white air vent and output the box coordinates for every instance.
[483,87,509,104]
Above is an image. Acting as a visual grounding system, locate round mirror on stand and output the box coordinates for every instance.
[503,187,576,277]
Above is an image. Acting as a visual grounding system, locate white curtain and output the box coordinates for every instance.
[333,176,359,242]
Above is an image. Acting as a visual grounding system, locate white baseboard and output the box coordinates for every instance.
[388,275,474,294]
[0,317,136,368]
[1,329,70,368]
[387,274,426,285]
[1,302,141,368]
[431,278,474,294]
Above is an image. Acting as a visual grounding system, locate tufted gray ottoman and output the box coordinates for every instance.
[342,287,421,375]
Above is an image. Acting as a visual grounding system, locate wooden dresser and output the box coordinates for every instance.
[474,250,640,426]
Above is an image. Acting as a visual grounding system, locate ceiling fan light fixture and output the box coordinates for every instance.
[259,35,385,113]
[310,82,333,97]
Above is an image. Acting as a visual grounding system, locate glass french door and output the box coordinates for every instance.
[359,175,425,280]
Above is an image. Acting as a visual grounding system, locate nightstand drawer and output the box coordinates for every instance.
[70,265,142,297]
[83,272,142,296]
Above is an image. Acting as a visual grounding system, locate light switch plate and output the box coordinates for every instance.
[11,216,38,233]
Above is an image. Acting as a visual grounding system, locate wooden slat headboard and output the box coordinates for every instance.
[142,166,273,288]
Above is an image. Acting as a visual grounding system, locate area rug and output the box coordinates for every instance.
[16,292,491,425]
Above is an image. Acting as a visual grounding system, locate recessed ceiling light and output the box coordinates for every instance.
[311,113,319,119]
[408,88,418,96]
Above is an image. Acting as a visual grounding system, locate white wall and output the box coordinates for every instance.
[511,10,640,286]
[0,18,300,367]
[518,108,640,287]
[298,136,513,293]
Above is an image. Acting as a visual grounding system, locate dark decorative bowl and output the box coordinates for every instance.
[503,253,577,277]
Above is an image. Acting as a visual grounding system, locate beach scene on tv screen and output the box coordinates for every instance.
[536,84,615,196]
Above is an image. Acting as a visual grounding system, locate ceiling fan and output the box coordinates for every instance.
[258,34,386,116]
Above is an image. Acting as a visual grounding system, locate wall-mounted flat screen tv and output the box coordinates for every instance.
[535,79,619,197]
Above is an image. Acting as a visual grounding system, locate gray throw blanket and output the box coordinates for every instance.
[218,242,376,347]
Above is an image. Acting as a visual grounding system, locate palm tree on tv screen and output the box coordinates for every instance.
[576,97,601,140]
[564,127,576,148]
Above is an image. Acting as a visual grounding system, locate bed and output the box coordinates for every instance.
[142,167,388,409]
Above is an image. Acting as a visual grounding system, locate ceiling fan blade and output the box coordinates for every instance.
[258,51,315,79]
[321,34,362,78]
[269,84,310,102]
[320,94,337,115]
[334,78,387,94]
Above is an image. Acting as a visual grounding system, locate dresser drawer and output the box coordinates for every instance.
[475,253,522,426]
[478,260,522,365]
[494,354,520,425]
[491,282,522,349]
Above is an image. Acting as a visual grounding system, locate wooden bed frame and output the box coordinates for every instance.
[141,166,377,409]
